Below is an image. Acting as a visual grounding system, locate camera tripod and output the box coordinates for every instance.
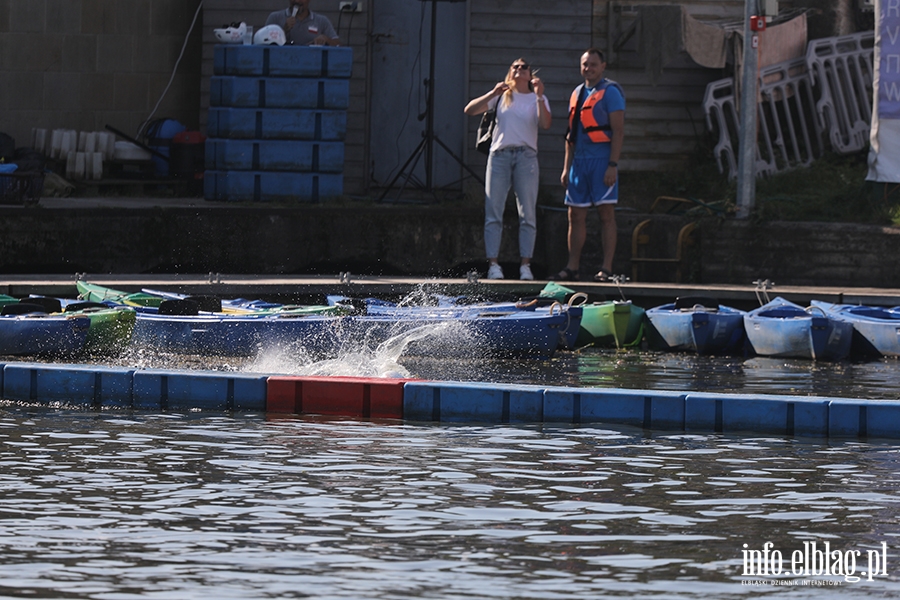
[377,0,483,202]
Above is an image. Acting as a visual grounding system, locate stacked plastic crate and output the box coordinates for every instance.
[205,45,352,202]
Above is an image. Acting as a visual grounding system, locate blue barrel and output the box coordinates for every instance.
[144,119,186,177]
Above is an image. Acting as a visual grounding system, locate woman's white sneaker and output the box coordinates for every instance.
[519,264,534,280]
[487,263,504,279]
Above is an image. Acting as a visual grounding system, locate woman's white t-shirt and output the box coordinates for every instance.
[488,91,551,153]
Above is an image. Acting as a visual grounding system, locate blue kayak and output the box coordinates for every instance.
[645,297,746,355]
[744,297,853,361]
[810,300,900,358]
[329,295,584,351]
[0,312,91,356]
[131,309,570,358]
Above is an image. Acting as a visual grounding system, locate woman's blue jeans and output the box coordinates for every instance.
[484,145,539,260]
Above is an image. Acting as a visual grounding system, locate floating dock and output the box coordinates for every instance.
[4,274,900,311]
[3,362,900,441]
[4,275,900,440]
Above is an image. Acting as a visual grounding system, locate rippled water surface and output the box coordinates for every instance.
[5,322,900,597]
[2,410,900,599]
[55,342,900,400]
[394,351,900,400]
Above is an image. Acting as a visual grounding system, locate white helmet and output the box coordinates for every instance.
[254,24,286,46]
[214,22,246,44]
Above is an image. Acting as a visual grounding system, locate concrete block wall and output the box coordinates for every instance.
[697,220,900,288]
[4,198,900,287]
[0,0,203,151]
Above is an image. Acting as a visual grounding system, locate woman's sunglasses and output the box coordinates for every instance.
[512,64,530,71]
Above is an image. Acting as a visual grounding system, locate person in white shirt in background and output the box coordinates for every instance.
[464,59,552,280]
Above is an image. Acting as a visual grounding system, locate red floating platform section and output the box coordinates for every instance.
[267,376,411,419]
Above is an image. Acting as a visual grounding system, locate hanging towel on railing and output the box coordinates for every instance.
[636,6,807,86]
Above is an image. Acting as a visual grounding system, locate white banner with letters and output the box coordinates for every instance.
[868,0,900,182]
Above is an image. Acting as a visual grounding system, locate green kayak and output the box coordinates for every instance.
[2,292,136,355]
[77,280,347,316]
[576,300,645,349]
[538,282,645,349]
[77,280,164,308]
[65,305,136,356]
[0,294,19,308]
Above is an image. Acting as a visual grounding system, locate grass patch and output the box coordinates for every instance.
[752,151,881,223]
[620,150,900,225]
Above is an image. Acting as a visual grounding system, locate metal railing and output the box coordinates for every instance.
[806,30,875,155]
[703,30,874,179]
[703,78,740,179]
[756,57,825,175]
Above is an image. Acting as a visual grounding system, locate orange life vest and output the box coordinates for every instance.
[567,79,624,143]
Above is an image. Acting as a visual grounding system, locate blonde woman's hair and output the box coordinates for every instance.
[501,58,532,108]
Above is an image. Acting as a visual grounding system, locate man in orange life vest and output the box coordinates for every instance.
[553,48,624,282]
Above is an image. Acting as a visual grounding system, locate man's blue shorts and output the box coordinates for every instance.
[564,158,618,207]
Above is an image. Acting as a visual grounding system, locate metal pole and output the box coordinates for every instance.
[424,0,438,190]
[736,0,759,219]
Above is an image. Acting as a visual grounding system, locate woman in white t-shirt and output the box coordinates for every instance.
[464,59,552,280]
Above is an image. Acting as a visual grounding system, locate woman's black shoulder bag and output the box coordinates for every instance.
[475,108,496,155]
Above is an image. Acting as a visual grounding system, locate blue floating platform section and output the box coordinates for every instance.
[0,363,267,411]
[207,108,347,140]
[403,381,546,424]
[2,363,135,409]
[210,77,350,109]
[5,363,900,441]
[684,392,831,437]
[133,370,267,411]
[204,170,343,202]
[205,139,344,172]
[213,45,353,78]
[828,399,900,439]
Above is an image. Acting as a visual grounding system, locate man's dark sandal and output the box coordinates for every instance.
[552,267,580,281]
[593,269,612,282]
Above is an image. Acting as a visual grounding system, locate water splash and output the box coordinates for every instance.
[67,313,487,378]
[394,285,466,308]
[246,321,480,378]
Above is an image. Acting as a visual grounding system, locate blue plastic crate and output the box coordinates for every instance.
[204,170,343,202]
[0,171,44,205]
[213,45,353,78]
[205,139,344,172]
[210,77,349,109]
[207,108,346,140]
